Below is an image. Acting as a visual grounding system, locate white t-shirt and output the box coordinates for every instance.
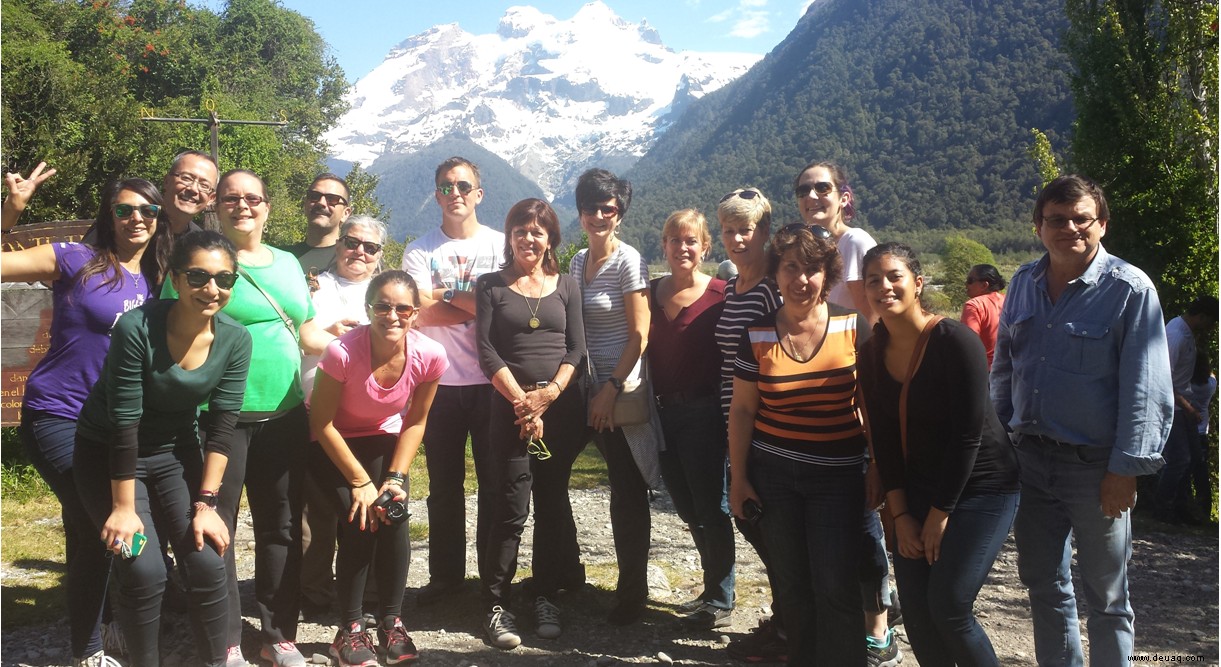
[301,271,371,397]
[828,226,877,310]
[402,224,505,386]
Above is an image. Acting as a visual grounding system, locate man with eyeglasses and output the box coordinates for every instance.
[991,174,1173,666]
[401,156,504,605]
[284,173,352,280]
[82,151,219,244]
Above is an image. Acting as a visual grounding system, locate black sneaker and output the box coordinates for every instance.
[680,602,733,630]
[866,629,903,667]
[726,618,787,663]
[887,588,904,627]
[607,600,646,626]
[330,621,378,667]
[377,617,419,664]
[415,579,462,606]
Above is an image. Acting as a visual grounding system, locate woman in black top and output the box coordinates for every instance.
[858,243,1019,667]
[475,198,586,649]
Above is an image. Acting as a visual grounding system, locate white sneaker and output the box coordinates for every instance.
[226,644,247,667]
[534,596,562,639]
[486,605,522,649]
[260,641,307,667]
[73,650,121,667]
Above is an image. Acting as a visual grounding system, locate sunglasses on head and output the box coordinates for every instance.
[720,189,761,204]
[780,222,833,240]
[581,204,620,218]
[219,194,267,208]
[794,181,836,198]
[113,203,161,219]
[369,302,416,317]
[180,268,238,289]
[306,190,348,207]
[436,181,476,197]
[339,235,383,255]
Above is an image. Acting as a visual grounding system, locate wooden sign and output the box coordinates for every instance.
[1,220,93,425]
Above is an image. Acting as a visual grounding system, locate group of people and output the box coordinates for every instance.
[0,148,1198,667]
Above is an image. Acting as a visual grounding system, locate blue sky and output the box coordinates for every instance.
[225,0,816,82]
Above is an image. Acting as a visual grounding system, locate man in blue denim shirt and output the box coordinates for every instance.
[990,174,1173,667]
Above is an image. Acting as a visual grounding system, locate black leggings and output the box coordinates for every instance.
[74,441,228,667]
[309,435,410,625]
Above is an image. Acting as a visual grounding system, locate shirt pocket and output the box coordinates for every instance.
[1061,321,1112,373]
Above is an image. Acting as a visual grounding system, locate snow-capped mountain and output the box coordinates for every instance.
[324,2,761,200]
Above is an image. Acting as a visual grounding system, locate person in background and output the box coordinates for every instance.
[648,209,735,630]
[475,198,585,648]
[283,174,352,285]
[1,176,169,667]
[401,157,505,605]
[308,270,446,667]
[859,242,1019,666]
[991,174,1173,665]
[960,264,1006,369]
[570,167,661,626]
[1186,352,1217,522]
[74,230,251,667]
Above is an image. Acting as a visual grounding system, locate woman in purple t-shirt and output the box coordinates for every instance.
[0,177,171,665]
[307,270,447,666]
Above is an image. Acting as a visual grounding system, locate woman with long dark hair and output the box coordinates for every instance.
[1,177,170,666]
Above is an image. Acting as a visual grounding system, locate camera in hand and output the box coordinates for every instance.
[373,490,409,524]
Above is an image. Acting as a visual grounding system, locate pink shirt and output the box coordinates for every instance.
[960,291,1005,369]
[312,327,448,439]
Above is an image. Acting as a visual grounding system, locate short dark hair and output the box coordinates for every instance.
[575,168,632,220]
[365,269,420,307]
[309,173,350,201]
[501,198,562,274]
[1034,174,1109,226]
[1185,295,1219,319]
[434,157,481,187]
[170,230,237,273]
[168,150,217,175]
[794,160,855,221]
[767,224,843,301]
[970,263,1006,292]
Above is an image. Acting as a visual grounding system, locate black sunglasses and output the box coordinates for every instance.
[306,190,348,207]
[180,268,238,289]
[113,203,161,219]
[720,189,761,204]
[794,181,836,198]
[436,181,476,197]
[339,235,383,255]
[580,204,621,218]
[369,302,417,317]
[780,222,832,240]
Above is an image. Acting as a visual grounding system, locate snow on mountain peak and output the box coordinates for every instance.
[325,4,760,199]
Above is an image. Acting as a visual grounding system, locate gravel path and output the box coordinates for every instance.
[3,488,1217,666]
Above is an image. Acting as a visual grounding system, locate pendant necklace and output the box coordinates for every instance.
[523,273,546,329]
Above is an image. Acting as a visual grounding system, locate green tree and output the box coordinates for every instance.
[1063,0,1219,314]
[939,234,996,309]
[1028,128,1061,191]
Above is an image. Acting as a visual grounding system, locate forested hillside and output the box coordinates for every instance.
[620,0,1074,262]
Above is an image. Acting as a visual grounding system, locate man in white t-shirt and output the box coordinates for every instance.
[402,157,506,604]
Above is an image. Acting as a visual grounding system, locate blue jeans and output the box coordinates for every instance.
[1154,409,1196,514]
[657,395,735,610]
[750,448,866,666]
[893,491,1018,666]
[20,410,111,659]
[1014,435,1133,666]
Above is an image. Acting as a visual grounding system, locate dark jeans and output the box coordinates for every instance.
[422,384,495,586]
[201,406,306,645]
[592,426,652,605]
[308,436,410,625]
[892,490,1018,667]
[525,387,588,597]
[751,449,866,666]
[1156,409,1198,514]
[657,396,735,610]
[300,460,338,609]
[74,442,228,667]
[21,410,111,659]
[1189,432,1212,514]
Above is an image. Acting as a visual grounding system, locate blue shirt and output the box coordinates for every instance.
[990,245,1173,476]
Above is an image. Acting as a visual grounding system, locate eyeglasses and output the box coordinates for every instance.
[306,190,348,207]
[339,235,383,255]
[180,268,238,289]
[720,190,761,204]
[436,181,476,197]
[219,194,267,208]
[780,222,832,240]
[794,181,836,198]
[1040,215,1100,230]
[580,204,620,218]
[113,203,161,219]
[526,437,551,461]
[170,171,215,195]
[369,302,417,317]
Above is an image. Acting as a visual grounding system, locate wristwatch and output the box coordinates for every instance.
[609,377,625,393]
[442,289,455,303]
[196,491,220,509]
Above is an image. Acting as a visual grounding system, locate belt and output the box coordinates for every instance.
[655,389,717,409]
[1024,433,1077,448]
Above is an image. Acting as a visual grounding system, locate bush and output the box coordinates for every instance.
[939,235,996,309]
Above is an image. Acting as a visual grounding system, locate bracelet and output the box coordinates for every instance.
[892,511,910,520]
[193,501,216,515]
[383,474,405,486]
[385,470,405,480]
[353,480,374,490]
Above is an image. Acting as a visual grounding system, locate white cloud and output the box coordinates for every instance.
[706,0,771,37]
[798,0,818,15]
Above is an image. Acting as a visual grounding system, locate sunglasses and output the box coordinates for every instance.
[180,268,238,289]
[113,203,161,219]
[339,236,383,255]
[794,181,836,198]
[306,190,348,207]
[720,189,761,204]
[436,181,476,197]
[219,194,267,208]
[526,437,551,461]
[581,204,620,218]
[780,222,833,240]
[369,302,417,317]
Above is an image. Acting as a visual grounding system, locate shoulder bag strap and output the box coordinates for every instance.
[899,315,944,460]
[237,266,298,340]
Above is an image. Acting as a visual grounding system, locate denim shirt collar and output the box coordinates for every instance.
[1031,244,1111,292]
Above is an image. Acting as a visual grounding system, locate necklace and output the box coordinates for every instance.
[783,307,827,362]
[522,273,546,329]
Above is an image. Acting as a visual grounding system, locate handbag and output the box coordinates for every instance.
[238,266,299,341]
[880,315,944,551]
[587,355,652,427]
